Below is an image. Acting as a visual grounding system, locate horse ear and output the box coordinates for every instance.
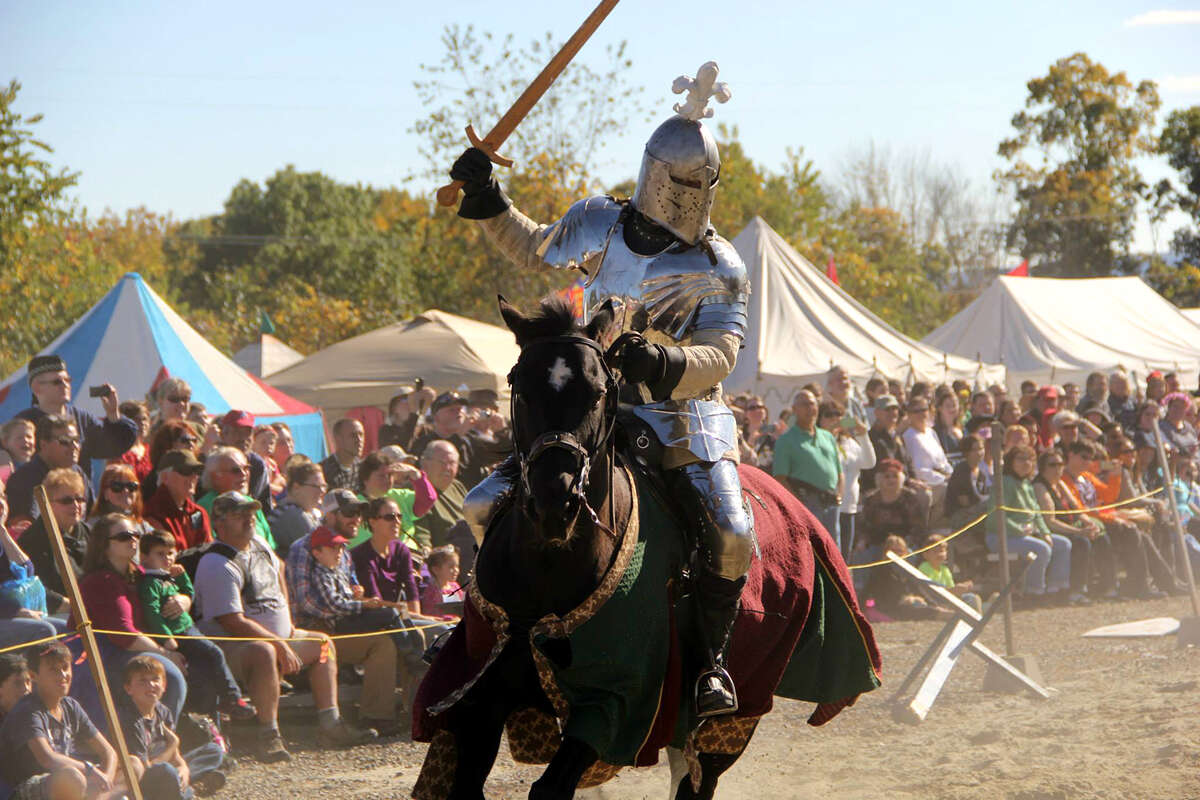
[498,295,534,345]
[585,298,616,342]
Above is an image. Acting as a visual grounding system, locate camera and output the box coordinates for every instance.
[88,385,112,398]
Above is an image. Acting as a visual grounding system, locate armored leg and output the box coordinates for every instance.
[463,458,516,545]
[671,459,755,718]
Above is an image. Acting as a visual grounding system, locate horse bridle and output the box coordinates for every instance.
[507,332,642,535]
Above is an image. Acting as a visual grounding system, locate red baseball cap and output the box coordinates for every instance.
[1148,370,1164,380]
[219,409,255,428]
[309,526,349,550]
[1037,385,1058,398]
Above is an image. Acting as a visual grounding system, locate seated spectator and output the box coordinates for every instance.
[77,515,187,724]
[1159,392,1199,459]
[20,468,92,613]
[1017,380,1037,414]
[415,440,476,573]
[997,399,1021,428]
[857,460,927,552]
[0,419,36,482]
[773,389,842,546]
[268,461,327,558]
[289,527,402,736]
[918,533,981,613]
[197,447,275,549]
[1116,435,1173,556]
[251,425,286,499]
[322,418,365,492]
[217,411,272,511]
[1032,450,1106,604]
[1003,424,1031,450]
[1,489,69,653]
[142,419,201,498]
[118,654,230,798]
[186,402,209,431]
[114,401,153,483]
[0,652,30,722]
[1061,382,1080,413]
[5,415,93,527]
[944,434,991,527]
[193,492,376,763]
[420,545,463,618]
[14,354,137,481]
[143,450,210,552]
[87,464,153,536]
[1107,371,1138,433]
[0,642,119,800]
[136,530,253,720]
[989,445,1071,605]
[864,535,948,621]
[818,401,874,561]
[933,391,964,468]
[901,398,952,519]
[270,423,295,493]
[353,450,436,553]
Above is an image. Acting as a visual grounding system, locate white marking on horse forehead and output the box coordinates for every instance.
[547,356,574,392]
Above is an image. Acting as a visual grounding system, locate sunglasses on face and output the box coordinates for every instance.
[222,465,248,475]
[301,483,327,491]
[109,531,140,542]
[167,395,190,404]
[177,435,198,446]
[53,495,87,505]
[1045,460,1064,467]
[109,482,139,493]
[56,436,80,447]
[374,512,403,522]
[38,377,70,387]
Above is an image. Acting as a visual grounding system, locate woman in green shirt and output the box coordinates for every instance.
[987,444,1071,602]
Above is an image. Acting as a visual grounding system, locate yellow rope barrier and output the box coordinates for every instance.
[0,631,75,656]
[996,486,1164,515]
[849,512,988,571]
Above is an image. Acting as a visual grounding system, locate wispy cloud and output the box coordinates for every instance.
[1124,9,1200,26]
[1159,74,1200,94]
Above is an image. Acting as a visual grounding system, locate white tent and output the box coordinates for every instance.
[266,309,521,419]
[924,276,1200,390]
[723,218,1006,409]
[1181,308,1200,327]
[233,333,305,378]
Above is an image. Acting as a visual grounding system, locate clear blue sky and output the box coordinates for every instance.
[3,1,1198,251]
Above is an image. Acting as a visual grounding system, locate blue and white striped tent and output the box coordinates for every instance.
[0,273,326,459]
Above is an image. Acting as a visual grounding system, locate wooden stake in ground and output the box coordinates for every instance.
[35,486,144,800]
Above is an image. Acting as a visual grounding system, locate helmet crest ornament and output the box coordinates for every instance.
[671,61,732,122]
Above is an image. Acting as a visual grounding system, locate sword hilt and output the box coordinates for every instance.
[435,125,515,208]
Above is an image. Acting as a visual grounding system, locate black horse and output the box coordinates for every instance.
[414,296,878,800]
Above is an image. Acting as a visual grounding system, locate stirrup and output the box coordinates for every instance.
[694,666,739,718]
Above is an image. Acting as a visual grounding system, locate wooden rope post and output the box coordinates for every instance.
[990,421,1015,656]
[35,487,144,800]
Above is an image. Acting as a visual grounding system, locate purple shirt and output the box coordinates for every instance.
[350,538,418,604]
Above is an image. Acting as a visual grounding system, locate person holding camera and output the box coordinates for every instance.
[13,355,137,480]
[818,400,875,561]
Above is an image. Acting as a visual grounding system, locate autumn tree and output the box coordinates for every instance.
[996,53,1160,276]
[1158,106,1200,262]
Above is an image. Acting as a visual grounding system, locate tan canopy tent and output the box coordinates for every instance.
[266,309,520,420]
[723,217,1006,410]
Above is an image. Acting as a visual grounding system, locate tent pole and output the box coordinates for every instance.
[990,421,1016,656]
[1150,412,1200,618]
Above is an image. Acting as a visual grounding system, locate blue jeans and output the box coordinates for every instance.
[0,615,68,653]
[987,532,1072,595]
[801,498,841,552]
[70,636,187,733]
[184,741,227,783]
[141,762,194,799]
[838,512,856,563]
[176,625,241,713]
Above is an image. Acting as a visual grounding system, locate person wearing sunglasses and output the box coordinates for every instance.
[4,415,95,531]
[16,469,93,615]
[88,463,154,537]
[141,420,202,500]
[195,448,275,551]
[267,461,326,559]
[152,377,193,430]
[12,354,138,483]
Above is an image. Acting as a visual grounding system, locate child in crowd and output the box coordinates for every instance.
[0,652,31,722]
[419,546,463,618]
[137,529,255,721]
[119,655,228,799]
[864,536,950,621]
[918,534,983,613]
[0,642,121,800]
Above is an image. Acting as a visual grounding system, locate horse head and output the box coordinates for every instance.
[498,295,616,544]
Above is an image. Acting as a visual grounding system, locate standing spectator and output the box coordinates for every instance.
[270,423,294,482]
[989,446,1071,605]
[251,425,286,499]
[1107,371,1138,432]
[1146,371,1167,404]
[193,492,376,762]
[826,365,867,426]
[863,378,887,426]
[773,390,842,546]
[14,355,137,480]
[1032,450,1103,604]
[414,441,474,572]
[218,411,271,511]
[153,378,193,431]
[861,394,913,493]
[353,451,436,553]
[5,416,94,528]
[197,448,275,549]
[19,469,92,613]
[739,396,776,470]
[378,387,436,451]
[464,389,510,474]
[268,461,326,558]
[0,642,119,799]
[887,379,906,406]
[1061,382,1081,413]
[77,514,187,723]
[1159,393,1199,458]
[143,450,210,552]
[966,391,995,424]
[817,401,874,561]
[944,434,992,527]
[1076,371,1108,416]
[997,399,1021,428]
[1017,380,1038,414]
[87,464,153,536]
[322,419,365,492]
[902,397,952,520]
[410,393,484,489]
[1050,411,1081,456]
[0,419,36,481]
[114,401,153,484]
[142,420,201,499]
[1166,372,1182,395]
[933,391,964,467]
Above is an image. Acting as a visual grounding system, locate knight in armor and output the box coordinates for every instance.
[451,62,753,718]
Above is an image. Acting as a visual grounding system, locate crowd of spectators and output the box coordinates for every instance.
[0,355,491,797]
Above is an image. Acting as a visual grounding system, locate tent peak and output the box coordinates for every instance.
[122,272,143,282]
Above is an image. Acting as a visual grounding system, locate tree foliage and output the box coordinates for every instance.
[1157,106,1200,263]
[996,52,1160,276]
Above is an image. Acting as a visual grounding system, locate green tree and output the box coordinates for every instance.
[1157,106,1200,262]
[996,53,1160,276]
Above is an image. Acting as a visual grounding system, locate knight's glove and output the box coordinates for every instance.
[450,147,511,220]
[618,340,686,401]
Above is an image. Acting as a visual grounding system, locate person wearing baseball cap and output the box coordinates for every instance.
[218,410,273,511]
[410,392,486,488]
[143,449,211,550]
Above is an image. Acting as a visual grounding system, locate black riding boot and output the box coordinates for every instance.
[694,570,745,718]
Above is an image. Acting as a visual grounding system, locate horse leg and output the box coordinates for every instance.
[447,700,509,800]
[670,730,756,800]
[528,735,598,800]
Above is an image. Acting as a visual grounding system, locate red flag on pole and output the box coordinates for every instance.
[1006,260,1029,277]
[826,255,840,285]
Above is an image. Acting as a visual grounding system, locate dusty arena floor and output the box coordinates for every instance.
[225,595,1200,799]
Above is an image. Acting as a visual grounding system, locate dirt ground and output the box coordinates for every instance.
[225,594,1200,799]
